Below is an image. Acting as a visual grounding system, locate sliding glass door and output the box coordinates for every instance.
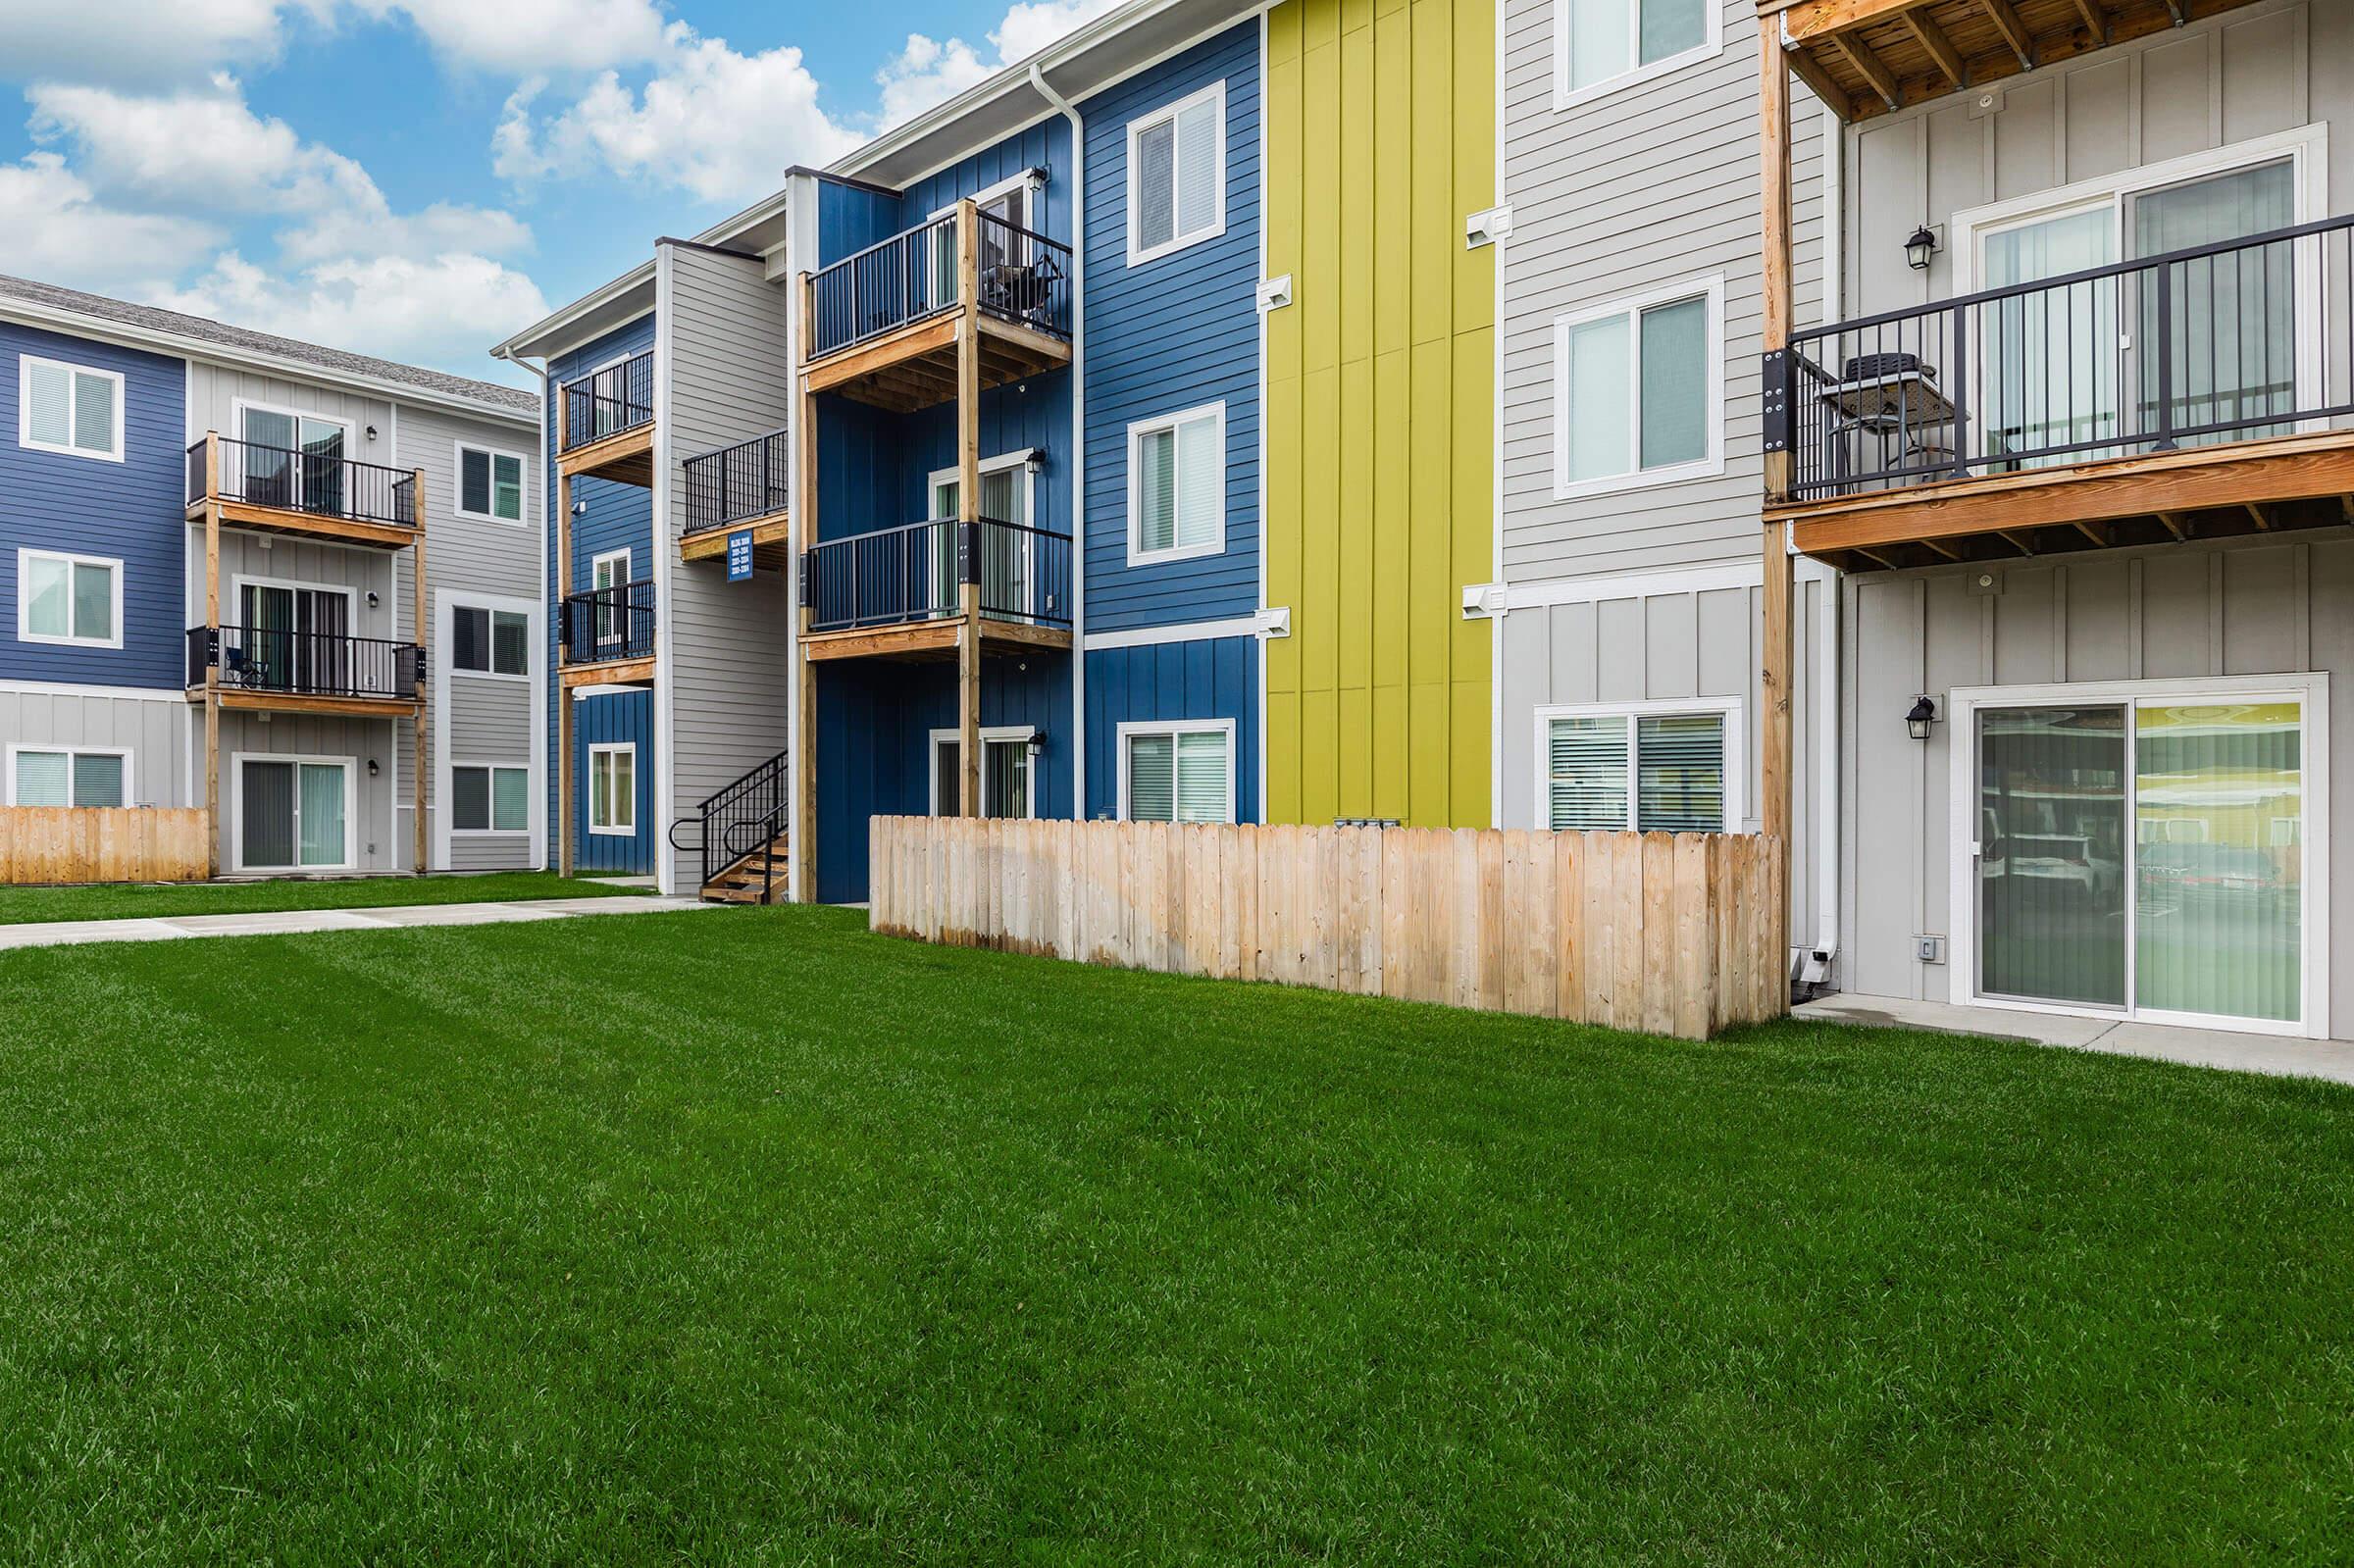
[1973,693,2306,1028]
[241,409,349,516]
[239,758,350,871]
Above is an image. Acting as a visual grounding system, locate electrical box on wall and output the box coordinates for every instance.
[1917,936,1945,964]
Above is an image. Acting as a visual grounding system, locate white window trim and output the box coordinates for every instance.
[1115,718,1238,824]
[17,354,125,463]
[1944,672,2331,1040]
[925,725,1039,818]
[925,450,1037,523]
[230,751,359,873]
[1532,696,1745,834]
[228,573,361,623]
[590,547,635,586]
[1125,401,1227,568]
[451,437,532,526]
[6,742,134,807]
[929,167,1046,225]
[1126,79,1228,267]
[1552,0,1723,113]
[448,759,533,835]
[587,741,638,836]
[16,547,125,649]
[233,397,357,451]
[450,601,533,682]
[1550,273,1725,501]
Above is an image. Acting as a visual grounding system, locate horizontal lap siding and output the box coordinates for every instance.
[1080,23,1263,632]
[447,675,532,870]
[0,323,186,689]
[1084,636,1259,822]
[661,245,796,891]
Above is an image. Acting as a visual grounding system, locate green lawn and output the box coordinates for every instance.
[0,869,633,926]
[3,905,2351,1562]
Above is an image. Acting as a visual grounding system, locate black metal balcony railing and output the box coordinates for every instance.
[806,211,1073,361]
[684,428,791,535]
[186,626,424,699]
[1767,213,2354,500]
[560,580,657,666]
[185,438,419,528]
[560,350,654,452]
[802,518,1070,634]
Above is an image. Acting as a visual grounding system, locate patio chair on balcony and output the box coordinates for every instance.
[1818,352,1956,491]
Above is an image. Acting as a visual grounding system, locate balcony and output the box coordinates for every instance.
[799,518,1071,660]
[801,204,1073,413]
[185,626,424,716]
[681,426,791,568]
[559,580,657,686]
[1765,214,2354,570]
[184,435,420,549]
[557,349,655,485]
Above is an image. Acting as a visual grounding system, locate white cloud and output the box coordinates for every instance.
[0,0,303,83]
[876,0,1122,128]
[351,0,667,75]
[153,251,546,375]
[494,23,860,206]
[0,152,222,292]
[26,76,374,215]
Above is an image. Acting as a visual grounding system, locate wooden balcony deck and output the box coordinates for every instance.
[800,616,1071,663]
[803,312,1072,415]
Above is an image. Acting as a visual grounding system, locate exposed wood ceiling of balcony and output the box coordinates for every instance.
[1761,0,2270,122]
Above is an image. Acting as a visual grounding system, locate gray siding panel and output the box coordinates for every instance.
[216,709,401,873]
[0,687,189,806]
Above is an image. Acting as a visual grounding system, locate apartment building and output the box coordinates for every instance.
[0,275,543,876]
[1759,0,2353,1039]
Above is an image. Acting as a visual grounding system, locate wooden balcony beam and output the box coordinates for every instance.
[1972,0,2036,71]
[1900,6,1968,90]
[1827,30,1902,111]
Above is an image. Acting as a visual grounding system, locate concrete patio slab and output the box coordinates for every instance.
[1798,992,2354,1087]
[0,895,714,952]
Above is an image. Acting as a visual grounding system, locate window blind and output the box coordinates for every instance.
[26,361,73,448]
[491,767,529,832]
[1634,714,1724,831]
[1173,95,1218,238]
[492,454,523,520]
[491,610,530,677]
[1638,296,1708,470]
[1128,733,1174,822]
[1173,731,1227,823]
[1547,715,1629,830]
[1135,118,1177,252]
[460,448,491,516]
[71,752,124,808]
[13,750,69,807]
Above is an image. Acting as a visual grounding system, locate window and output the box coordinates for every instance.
[452,764,530,834]
[1555,0,1718,107]
[452,605,530,677]
[929,453,1035,615]
[1128,81,1225,265]
[1553,278,1722,497]
[236,755,351,871]
[929,728,1037,819]
[19,355,123,461]
[8,745,128,807]
[589,550,633,652]
[17,549,121,648]
[1540,703,1736,833]
[1120,721,1234,824]
[1128,403,1224,565]
[588,743,636,836]
[456,443,527,524]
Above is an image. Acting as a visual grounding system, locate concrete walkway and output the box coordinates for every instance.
[0,894,711,952]
[1797,991,2354,1087]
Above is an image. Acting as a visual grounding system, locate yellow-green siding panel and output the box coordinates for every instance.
[1265,0,1492,829]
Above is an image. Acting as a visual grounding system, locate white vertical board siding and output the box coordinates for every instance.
[1499,0,1825,582]
[0,687,189,806]
[658,244,795,891]
[1844,0,2345,320]
[1841,532,2353,1037]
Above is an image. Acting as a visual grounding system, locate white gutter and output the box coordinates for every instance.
[1029,61,1087,818]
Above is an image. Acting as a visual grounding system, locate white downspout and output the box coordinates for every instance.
[1030,61,1086,819]
[1811,101,1844,977]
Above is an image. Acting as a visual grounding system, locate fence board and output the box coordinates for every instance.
[866,818,1787,1040]
[0,807,209,885]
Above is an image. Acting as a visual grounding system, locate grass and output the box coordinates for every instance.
[2,905,2352,1562]
[0,869,634,926]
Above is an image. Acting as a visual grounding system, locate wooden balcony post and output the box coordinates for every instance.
[1758,17,1794,1003]
[411,489,430,876]
[956,198,983,820]
[202,430,224,879]
[793,324,820,902]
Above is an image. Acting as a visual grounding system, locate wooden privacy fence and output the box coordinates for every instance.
[0,807,210,885]
[869,817,1786,1039]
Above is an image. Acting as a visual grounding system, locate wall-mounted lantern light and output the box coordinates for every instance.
[1905,226,1940,271]
[367,758,382,778]
[1026,733,1046,759]
[572,498,588,517]
[366,590,381,609]
[1906,694,1938,741]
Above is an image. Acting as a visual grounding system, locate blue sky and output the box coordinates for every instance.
[0,0,1121,382]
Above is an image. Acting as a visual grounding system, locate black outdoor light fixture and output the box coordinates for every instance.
[1906,694,1938,740]
[367,758,382,778]
[1905,225,1940,271]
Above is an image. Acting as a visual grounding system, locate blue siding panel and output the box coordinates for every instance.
[1079,24,1262,632]
[0,322,187,688]
[572,688,655,873]
[1084,636,1258,823]
[816,180,909,269]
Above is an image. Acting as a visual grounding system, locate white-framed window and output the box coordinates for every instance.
[1118,719,1235,824]
[232,753,355,872]
[452,604,531,678]
[7,743,130,807]
[1127,80,1226,266]
[1536,698,1740,833]
[1552,275,1723,498]
[1553,0,1721,110]
[1127,402,1225,566]
[18,354,124,462]
[17,548,123,649]
[588,742,636,836]
[927,726,1038,819]
[455,441,528,525]
[451,762,531,834]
